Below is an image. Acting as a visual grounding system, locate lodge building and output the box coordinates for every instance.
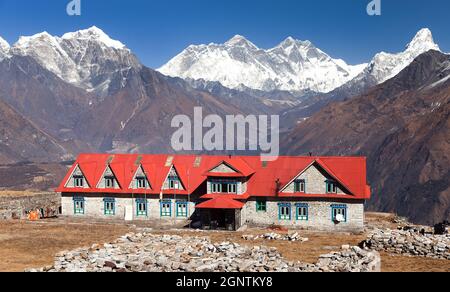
[56,154,371,232]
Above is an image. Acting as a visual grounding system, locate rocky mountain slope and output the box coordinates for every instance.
[0,27,249,162]
[282,50,450,225]
[8,26,141,98]
[0,98,70,164]
[158,35,366,93]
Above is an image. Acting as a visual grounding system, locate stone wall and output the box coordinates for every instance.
[282,164,346,195]
[61,194,195,221]
[243,198,365,232]
[0,193,60,220]
[361,228,450,260]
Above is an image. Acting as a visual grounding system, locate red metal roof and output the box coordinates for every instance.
[196,198,245,209]
[56,154,371,200]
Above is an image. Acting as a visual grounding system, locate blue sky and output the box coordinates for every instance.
[0,0,449,68]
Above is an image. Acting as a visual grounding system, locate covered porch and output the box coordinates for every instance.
[196,197,245,231]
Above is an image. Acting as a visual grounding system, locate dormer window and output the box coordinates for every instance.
[105,176,115,188]
[74,175,84,188]
[326,180,338,194]
[136,177,147,189]
[168,176,180,190]
[211,180,238,194]
[294,179,306,193]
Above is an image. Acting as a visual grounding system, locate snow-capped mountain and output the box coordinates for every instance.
[352,28,440,86]
[279,28,443,132]
[158,35,367,93]
[0,37,9,60]
[7,26,141,97]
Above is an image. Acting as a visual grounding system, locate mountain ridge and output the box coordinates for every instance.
[158,34,366,93]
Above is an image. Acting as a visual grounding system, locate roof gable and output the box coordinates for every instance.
[129,165,152,189]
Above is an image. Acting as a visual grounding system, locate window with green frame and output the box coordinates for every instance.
[294,179,306,193]
[73,197,85,215]
[256,199,267,212]
[136,177,147,189]
[136,199,147,217]
[278,203,291,220]
[176,201,188,217]
[326,180,338,194]
[331,204,347,222]
[210,179,238,194]
[160,200,172,217]
[73,176,84,188]
[296,203,309,221]
[104,198,115,216]
[168,176,181,190]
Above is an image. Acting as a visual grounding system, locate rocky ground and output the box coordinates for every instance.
[27,232,381,273]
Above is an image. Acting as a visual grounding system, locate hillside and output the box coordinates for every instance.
[283,50,450,225]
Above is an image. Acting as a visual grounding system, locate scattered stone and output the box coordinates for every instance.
[32,232,381,273]
[242,232,309,242]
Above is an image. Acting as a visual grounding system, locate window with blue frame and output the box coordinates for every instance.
[160,200,172,217]
[104,198,116,216]
[296,203,309,221]
[73,197,85,215]
[331,204,347,222]
[136,199,147,217]
[294,179,306,193]
[176,201,188,218]
[278,203,291,220]
[326,180,338,194]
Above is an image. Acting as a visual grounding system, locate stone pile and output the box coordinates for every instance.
[242,232,309,242]
[27,232,380,272]
[361,228,450,260]
[317,245,381,272]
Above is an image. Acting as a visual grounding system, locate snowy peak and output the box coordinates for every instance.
[6,27,140,97]
[159,36,366,93]
[0,36,10,51]
[225,35,258,50]
[406,28,439,52]
[0,36,10,60]
[278,37,313,50]
[362,28,441,84]
[61,26,126,50]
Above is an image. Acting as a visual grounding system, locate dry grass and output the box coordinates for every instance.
[0,213,448,272]
[381,252,450,272]
[0,220,133,272]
